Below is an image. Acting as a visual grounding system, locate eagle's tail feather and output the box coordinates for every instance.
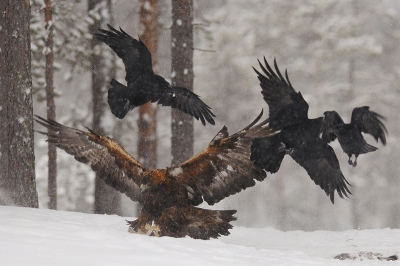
[185,207,237,240]
[127,206,236,239]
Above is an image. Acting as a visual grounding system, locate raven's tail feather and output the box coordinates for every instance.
[108,79,132,119]
[360,141,378,154]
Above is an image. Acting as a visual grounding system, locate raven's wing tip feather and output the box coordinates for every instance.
[164,87,216,126]
[330,187,352,204]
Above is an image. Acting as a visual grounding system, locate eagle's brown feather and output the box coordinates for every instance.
[35,110,275,239]
[169,111,275,205]
[35,116,143,202]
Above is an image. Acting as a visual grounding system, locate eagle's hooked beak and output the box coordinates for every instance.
[140,184,149,193]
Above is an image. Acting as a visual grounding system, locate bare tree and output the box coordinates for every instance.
[348,0,360,229]
[0,0,38,207]
[88,0,120,215]
[44,0,57,210]
[138,0,158,169]
[171,0,194,165]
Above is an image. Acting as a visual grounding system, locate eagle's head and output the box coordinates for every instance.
[139,169,169,193]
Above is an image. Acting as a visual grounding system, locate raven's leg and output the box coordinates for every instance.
[348,155,354,166]
[278,142,294,155]
[353,155,358,167]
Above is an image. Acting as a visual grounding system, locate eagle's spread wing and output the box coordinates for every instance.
[290,140,351,204]
[351,106,387,144]
[253,57,309,130]
[34,116,145,202]
[152,85,215,126]
[95,24,153,84]
[167,111,275,205]
[320,111,345,143]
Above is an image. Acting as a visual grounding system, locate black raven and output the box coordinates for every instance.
[251,58,351,203]
[321,107,387,167]
[95,24,215,126]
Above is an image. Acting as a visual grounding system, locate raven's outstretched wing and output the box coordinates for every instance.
[351,106,387,144]
[95,24,153,84]
[108,78,216,126]
[35,116,145,202]
[290,140,351,204]
[320,111,345,143]
[253,58,309,129]
[97,25,216,126]
[153,86,215,126]
[167,111,274,205]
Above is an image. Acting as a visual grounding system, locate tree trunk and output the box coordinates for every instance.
[88,0,120,215]
[276,165,287,231]
[138,0,158,169]
[171,0,194,165]
[44,0,57,210]
[0,0,38,208]
[349,51,360,230]
[349,0,359,229]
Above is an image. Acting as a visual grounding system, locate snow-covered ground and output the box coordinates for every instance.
[0,206,398,266]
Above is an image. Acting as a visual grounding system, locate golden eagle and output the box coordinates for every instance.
[35,111,274,239]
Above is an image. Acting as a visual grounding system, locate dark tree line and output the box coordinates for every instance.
[0,0,196,214]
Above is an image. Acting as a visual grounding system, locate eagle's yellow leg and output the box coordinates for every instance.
[128,221,161,237]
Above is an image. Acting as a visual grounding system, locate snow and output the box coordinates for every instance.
[18,116,26,124]
[169,167,183,177]
[0,206,398,266]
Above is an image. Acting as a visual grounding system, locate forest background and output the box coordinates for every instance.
[29,0,400,231]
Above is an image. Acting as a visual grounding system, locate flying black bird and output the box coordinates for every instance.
[321,107,387,167]
[94,24,215,126]
[251,58,351,203]
[35,111,275,239]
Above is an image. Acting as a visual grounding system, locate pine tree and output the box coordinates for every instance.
[0,0,38,208]
[171,0,194,165]
[138,0,158,169]
[88,0,121,215]
[44,0,57,210]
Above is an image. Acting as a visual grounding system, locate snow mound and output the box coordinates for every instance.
[0,206,399,266]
